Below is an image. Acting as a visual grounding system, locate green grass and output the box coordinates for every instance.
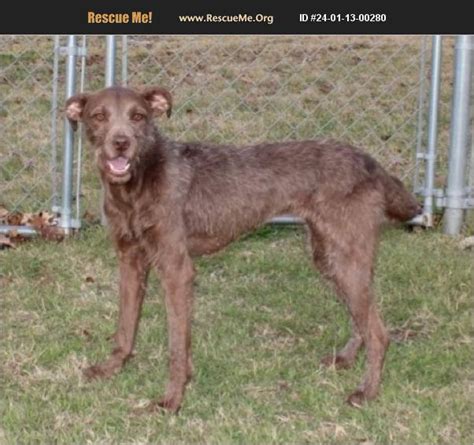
[0,35,470,444]
[1,226,472,444]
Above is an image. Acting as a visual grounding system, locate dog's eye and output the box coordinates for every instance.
[132,113,145,122]
[93,113,105,122]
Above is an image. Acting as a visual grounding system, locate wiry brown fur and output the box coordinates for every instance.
[66,86,422,413]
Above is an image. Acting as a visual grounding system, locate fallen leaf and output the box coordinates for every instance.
[37,225,65,242]
[6,211,22,225]
[20,212,33,225]
[28,214,44,227]
[0,205,8,222]
[0,234,15,249]
[26,211,58,229]
[0,206,62,243]
[39,211,57,225]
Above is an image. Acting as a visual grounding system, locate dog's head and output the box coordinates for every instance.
[65,86,172,184]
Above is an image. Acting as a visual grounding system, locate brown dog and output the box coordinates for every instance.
[66,86,421,413]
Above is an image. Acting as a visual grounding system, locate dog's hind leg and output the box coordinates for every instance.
[334,259,389,406]
[307,209,389,405]
[307,222,364,370]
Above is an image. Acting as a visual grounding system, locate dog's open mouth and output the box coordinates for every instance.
[107,156,130,175]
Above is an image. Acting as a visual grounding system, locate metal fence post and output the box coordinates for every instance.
[106,35,117,87]
[50,36,60,212]
[100,36,117,226]
[74,36,87,226]
[422,36,443,227]
[59,35,78,234]
[468,71,474,226]
[443,35,473,235]
[122,35,128,86]
[413,37,428,194]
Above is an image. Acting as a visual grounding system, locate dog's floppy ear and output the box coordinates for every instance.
[141,87,172,118]
[65,93,89,131]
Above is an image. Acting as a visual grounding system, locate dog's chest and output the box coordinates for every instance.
[106,197,161,241]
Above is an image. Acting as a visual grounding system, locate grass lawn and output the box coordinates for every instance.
[0,34,470,444]
[0,225,472,444]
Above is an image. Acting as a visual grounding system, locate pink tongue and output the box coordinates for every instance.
[109,156,128,170]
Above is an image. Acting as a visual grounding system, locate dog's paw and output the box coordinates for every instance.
[157,395,182,414]
[320,354,353,370]
[346,390,366,408]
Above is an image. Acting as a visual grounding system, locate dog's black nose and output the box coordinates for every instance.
[113,135,130,151]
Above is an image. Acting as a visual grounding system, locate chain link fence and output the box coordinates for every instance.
[0,36,58,213]
[1,35,471,235]
[0,36,105,224]
[123,36,432,181]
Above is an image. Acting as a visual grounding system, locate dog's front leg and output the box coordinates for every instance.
[153,244,195,413]
[84,240,149,380]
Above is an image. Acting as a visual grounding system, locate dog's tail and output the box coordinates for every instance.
[379,172,422,222]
